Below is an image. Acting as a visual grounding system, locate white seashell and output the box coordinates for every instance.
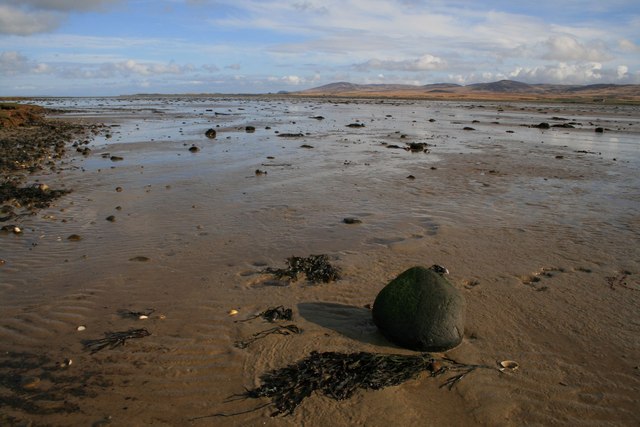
[499,360,519,371]
[76,325,86,331]
[139,315,149,320]
[228,309,239,316]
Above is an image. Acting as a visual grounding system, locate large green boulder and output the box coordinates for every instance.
[372,266,465,351]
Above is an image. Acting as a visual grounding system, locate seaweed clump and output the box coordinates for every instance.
[265,255,340,284]
[202,352,493,418]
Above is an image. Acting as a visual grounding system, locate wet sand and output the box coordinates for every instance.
[1,97,639,426]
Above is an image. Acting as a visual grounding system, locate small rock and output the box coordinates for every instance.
[346,123,365,128]
[115,187,123,192]
[300,144,314,149]
[110,156,124,161]
[255,169,267,176]
[205,128,217,138]
[534,122,550,129]
[595,127,604,133]
[343,217,362,224]
[407,175,416,180]
[463,127,475,131]
[188,146,199,153]
[245,126,256,133]
[106,215,116,222]
[129,256,150,262]
[67,234,82,241]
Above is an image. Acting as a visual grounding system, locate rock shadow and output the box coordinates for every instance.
[297,302,394,347]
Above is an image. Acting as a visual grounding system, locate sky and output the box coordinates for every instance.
[1,0,639,96]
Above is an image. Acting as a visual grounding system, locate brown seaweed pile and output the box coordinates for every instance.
[264,255,341,283]
[197,351,493,419]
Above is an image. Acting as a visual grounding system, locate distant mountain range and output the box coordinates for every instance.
[295,80,640,102]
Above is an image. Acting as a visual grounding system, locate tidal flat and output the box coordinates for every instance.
[1,97,639,426]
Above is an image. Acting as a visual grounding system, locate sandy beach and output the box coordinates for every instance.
[1,97,639,426]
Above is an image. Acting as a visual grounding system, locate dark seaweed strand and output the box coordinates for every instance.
[237,306,293,323]
[234,325,301,349]
[82,328,151,354]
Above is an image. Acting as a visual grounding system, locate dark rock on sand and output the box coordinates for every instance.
[346,123,365,128]
[106,215,116,222]
[188,146,199,153]
[277,133,305,138]
[533,122,550,129]
[343,217,362,224]
[67,234,82,241]
[595,127,604,133]
[463,127,475,131]
[372,266,465,351]
[110,156,124,161]
[246,126,256,133]
[205,128,217,138]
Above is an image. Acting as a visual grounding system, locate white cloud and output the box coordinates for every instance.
[618,39,640,52]
[355,54,446,72]
[543,35,611,62]
[281,75,303,85]
[0,0,122,35]
[617,65,628,79]
[0,50,30,74]
[507,62,620,84]
[15,0,122,12]
[0,5,60,35]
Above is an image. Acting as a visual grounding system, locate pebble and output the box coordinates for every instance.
[77,325,86,331]
[106,215,116,222]
[20,376,41,390]
[129,256,150,262]
[67,234,82,241]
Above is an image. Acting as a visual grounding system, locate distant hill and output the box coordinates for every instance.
[297,80,640,103]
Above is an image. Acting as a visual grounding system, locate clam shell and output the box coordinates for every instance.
[499,360,519,371]
[228,309,239,316]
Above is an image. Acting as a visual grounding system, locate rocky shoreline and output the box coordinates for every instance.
[0,103,103,225]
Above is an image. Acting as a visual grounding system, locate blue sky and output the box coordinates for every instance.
[1,0,639,96]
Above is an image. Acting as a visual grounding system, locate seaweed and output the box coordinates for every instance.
[234,325,301,349]
[83,328,151,354]
[264,255,340,284]
[239,306,293,323]
[193,351,495,419]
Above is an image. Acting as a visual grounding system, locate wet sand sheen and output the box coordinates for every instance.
[1,97,639,426]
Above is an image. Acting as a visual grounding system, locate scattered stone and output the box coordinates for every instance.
[533,122,550,129]
[110,156,124,161]
[115,186,123,192]
[463,127,475,131]
[343,217,362,224]
[310,116,325,120]
[255,169,267,176]
[372,266,465,351]
[277,133,305,138]
[106,215,116,222]
[300,144,314,149]
[188,146,199,153]
[346,123,365,128]
[407,175,416,180]
[205,128,217,138]
[67,234,82,241]
[595,127,604,133]
[246,126,256,133]
[129,256,150,262]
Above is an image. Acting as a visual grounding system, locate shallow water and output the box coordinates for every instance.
[2,97,639,426]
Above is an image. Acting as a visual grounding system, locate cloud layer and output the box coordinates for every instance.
[1,0,639,94]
